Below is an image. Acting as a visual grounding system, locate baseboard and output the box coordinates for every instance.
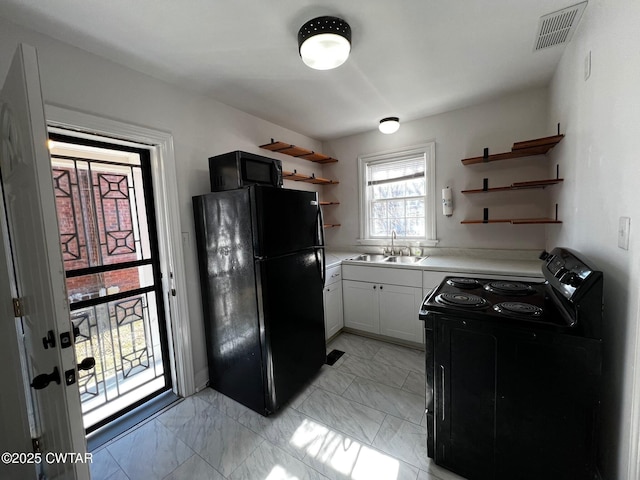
[194,367,209,392]
[341,327,425,350]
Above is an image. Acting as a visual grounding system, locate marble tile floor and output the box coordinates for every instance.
[90,332,467,480]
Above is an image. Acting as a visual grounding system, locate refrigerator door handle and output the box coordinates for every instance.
[315,247,325,287]
[316,202,327,288]
[316,199,325,247]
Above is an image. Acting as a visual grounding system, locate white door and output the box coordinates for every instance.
[0,219,33,480]
[0,44,88,479]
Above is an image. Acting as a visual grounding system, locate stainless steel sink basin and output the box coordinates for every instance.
[350,254,389,262]
[384,256,425,264]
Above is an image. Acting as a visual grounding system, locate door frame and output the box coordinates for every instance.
[45,105,195,398]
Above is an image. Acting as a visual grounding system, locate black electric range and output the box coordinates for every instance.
[419,248,603,480]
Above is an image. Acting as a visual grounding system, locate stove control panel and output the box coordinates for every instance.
[542,248,599,300]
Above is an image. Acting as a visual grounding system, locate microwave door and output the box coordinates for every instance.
[243,158,282,187]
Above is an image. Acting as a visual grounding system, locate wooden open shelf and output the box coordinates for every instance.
[282,170,338,185]
[461,134,564,165]
[461,217,562,225]
[263,139,341,225]
[260,139,338,164]
[461,178,564,194]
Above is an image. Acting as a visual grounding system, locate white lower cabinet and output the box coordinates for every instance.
[323,283,344,339]
[342,265,424,344]
[323,265,344,340]
[423,271,448,298]
[378,284,424,342]
[342,280,379,334]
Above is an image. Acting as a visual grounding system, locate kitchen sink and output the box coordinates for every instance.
[350,254,389,262]
[384,256,425,264]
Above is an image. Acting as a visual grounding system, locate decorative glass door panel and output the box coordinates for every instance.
[50,133,170,432]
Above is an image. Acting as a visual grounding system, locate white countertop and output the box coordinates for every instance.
[325,251,358,268]
[419,256,543,277]
[329,250,543,278]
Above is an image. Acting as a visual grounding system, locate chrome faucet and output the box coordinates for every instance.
[390,230,397,255]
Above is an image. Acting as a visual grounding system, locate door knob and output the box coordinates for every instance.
[78,357,96,371]
[30,367,61,390]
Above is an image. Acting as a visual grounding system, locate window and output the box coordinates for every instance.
[358,143,436,245]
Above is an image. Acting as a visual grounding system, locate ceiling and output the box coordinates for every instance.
[0,1,580,140]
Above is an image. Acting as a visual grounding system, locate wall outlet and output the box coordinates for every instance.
[618,217,630,250]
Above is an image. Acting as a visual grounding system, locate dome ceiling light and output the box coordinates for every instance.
[379,117,400,134]
[298,16,351,70]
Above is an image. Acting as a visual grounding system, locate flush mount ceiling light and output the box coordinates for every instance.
[379,117,400,134]
[298,16,351,70]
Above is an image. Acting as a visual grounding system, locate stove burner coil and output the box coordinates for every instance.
[446,278,481,289]
[493,302,543,318]
[435,293,489,309]
[484,281,534,296]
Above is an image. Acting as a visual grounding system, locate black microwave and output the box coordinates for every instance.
[209,151,283,191]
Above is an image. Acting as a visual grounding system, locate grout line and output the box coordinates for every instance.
[226,437,266,479]
[370,413,388,446]
[96,447,129,480]
[341,375,425,427]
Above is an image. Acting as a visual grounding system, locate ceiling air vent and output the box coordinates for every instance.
[534,1,587,51]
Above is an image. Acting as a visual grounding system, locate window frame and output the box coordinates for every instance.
[358,143,437,246]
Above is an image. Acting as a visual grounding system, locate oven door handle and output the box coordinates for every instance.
[440,364,445,421]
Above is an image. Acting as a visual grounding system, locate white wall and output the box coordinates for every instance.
[0,17,325,389]
[547,1,640,478]
[322,88,553,252]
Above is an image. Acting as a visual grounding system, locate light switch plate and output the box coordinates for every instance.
[618,217,630,250]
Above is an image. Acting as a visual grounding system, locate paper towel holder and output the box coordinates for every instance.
[442,186,453,216]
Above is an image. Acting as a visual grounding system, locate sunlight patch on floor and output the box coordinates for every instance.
[266,464,297,480]
[289,418,400,479]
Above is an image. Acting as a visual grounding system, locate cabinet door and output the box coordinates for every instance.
[342,280,379,334]
[323,281,344,340]
[496,331,601,479]
[379,284,424,343]
[435,318,497,479]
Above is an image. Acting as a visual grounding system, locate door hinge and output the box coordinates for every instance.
[12,297,24,317]
[32,436,42,453]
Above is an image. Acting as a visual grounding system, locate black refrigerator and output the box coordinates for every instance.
[193,185,326,415]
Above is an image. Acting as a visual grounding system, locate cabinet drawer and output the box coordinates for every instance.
[325,265,342,286]
[343,265,421,287]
